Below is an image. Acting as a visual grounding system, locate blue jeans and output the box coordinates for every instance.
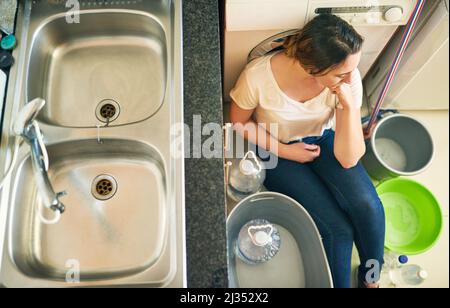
[258,129,385,288]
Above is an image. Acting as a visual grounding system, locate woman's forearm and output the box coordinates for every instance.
[334,106,366,168]
[233,120,285,158]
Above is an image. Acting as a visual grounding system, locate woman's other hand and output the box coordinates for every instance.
[279,142,321,163]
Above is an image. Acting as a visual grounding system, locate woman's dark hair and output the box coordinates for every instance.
[283,14,364,75]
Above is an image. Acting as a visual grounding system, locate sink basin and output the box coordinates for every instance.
[0,0,185,288]
[28,11,167,128]
[10,140,167,281]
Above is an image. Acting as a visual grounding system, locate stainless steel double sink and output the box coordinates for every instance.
[0,0,185,287]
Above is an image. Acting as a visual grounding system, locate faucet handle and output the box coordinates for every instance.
[12,98,46,136]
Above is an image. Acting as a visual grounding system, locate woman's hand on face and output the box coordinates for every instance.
[279,142,321,163]
[330,83,355,111]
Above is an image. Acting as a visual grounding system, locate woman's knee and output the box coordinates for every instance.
[351,192,385,217]
[333,170,384,216]
[313,214,354,242]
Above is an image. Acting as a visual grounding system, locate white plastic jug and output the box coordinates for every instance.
[228,151,265,202]
[235,219,281,265]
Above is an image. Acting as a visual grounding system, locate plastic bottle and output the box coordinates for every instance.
[235,219,281,265]
[389,264,428,287]
[383,251,409,270]
[227,151,265,202]
[379,251,409,287]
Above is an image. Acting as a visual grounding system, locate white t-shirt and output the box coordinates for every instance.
[230,51,363,143]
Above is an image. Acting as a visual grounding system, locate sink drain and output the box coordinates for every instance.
[91,175,118,201]
[96,99,120,123]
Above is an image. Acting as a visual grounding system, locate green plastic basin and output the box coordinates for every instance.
[377,178,443,255]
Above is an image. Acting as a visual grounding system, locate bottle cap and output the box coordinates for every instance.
[240,159,256,176]
[0,50,14,69]
[398,255,409,264]
[418,270,428,280]
[253,231,271,246]
[1,35,17,51]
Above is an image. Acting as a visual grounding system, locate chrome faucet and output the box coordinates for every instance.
[13,98,66,215]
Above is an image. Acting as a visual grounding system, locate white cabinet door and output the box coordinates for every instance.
[226,0,308,31]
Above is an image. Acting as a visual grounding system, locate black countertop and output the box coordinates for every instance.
[183,0,227,288]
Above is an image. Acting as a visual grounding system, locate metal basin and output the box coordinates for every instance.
[9,140,167,281]
[227,192,334,288]
[28,11,167,128]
